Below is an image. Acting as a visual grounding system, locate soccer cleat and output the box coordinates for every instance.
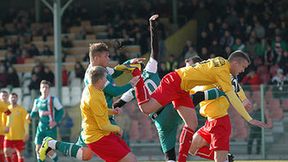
[39,137,53,161]
[228,153,234,162]
[114,63,143,72]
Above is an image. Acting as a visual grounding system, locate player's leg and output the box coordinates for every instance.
[40,136,93,161]
[131,68,162,114]
[45,129,59,162]
[87,133,137,162]
[189,131,212,159]
[3,140,13,162]
[214,150,229,162]
[0,135,5,162]
[210,115,231,162]
[119,152,137,162]
[176,106,198,162]
[35,129,46,162]
[15,140,25,162]
[153,105,181,161]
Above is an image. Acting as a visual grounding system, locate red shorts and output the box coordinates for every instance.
[0,135,4,150]
[197,115,231,151]
[151,72,194,109]
[87,133,131,162]
[4,140,25,151]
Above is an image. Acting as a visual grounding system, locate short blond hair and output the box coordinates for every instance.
[228,50,251,64]
[89,42,109,61]
[88,66,107,84]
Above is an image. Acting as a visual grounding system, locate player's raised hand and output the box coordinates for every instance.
[130,58,146,64]
[249,119,269,128]
[149,14,159,22]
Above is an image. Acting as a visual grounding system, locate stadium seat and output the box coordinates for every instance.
[22,95,32,110]
[281,99,288,111]
[62,86,71,106]
[71,86,81,105]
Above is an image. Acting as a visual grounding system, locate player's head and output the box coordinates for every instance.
[0,90,9,103]
[185,56,203,67]
[89,42,110,67]
[228,50,250,76]
[9,92,18,105]
[40,80,51,97]
[88,66,107,89]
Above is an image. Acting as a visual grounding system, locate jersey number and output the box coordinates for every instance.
[144,79,158,94]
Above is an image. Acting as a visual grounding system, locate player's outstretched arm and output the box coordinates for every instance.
[149,14,159,60]
[226,91,268,128]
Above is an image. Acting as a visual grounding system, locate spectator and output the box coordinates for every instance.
[62,66,69,86]
[70,61,85,80]
[27,44,40,57]
[0,64,7,88]
[220,30,234,47]
[165,54,178,73]
[232,37,247,52]
[42,66,55,86]
[41,45,53,56]
[270,68,288,98]
[6,66,20,87]
[62,36,73,48]
[264,44,278,66]
[242,69,262,91]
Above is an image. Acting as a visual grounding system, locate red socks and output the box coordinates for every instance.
[132,69,150,105]
[0,152,5,162]
[18,157,24,162]
[178,126,194,162]
[196,146,214,160]
[6,156,12,162]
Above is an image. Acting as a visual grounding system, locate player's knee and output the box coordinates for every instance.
[4,148,12,156]
[82,147,93,161]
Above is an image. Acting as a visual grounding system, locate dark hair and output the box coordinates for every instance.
[40,80,52,87]
[89,42,109,60]
[0,90,8,94]
[10,92,18,97]
[228,50,251,64]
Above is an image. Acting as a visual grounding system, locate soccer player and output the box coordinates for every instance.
[82,65,137,161]
[38,42,141,161]
[113,15,227,162]
[0,90,11,162]
[125,49,268,162]
[4,93,29,162]
[182,58,252,161]
[29,80,64,162]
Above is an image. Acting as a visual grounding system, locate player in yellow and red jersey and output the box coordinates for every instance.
[80,66,138,162]
[125,50,268,162]
[183,56,253,162]
[0,90,11,162]
[4,93,29,162]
